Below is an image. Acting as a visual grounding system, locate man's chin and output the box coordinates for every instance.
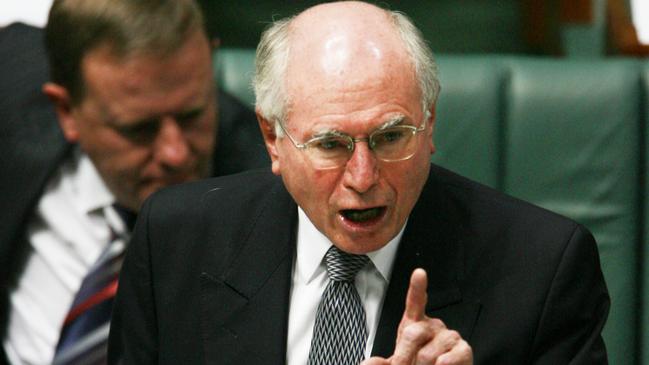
[136,176,199,201]
[122,171,205,209]
[326,208,397,253]
[328,229,394,255]
[149,173,201,187]
[132,183,169,209]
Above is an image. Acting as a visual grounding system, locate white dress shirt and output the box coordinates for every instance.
[3,151,128,365]
[286,207,405,365]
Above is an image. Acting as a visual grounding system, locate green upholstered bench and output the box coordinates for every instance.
[214,49,649,365]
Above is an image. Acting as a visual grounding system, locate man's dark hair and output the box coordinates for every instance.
[45,0,206,105]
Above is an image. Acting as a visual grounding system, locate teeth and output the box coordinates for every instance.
[343,208,381,222]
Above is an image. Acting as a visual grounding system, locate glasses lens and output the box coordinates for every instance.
[306,135,353,169]
[371,126,416,161]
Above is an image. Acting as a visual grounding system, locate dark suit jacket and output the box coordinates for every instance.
[108,166,609,364]
[0,23,269,364]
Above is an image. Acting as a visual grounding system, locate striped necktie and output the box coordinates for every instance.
[307,245,370,365]
[52,205,134,365]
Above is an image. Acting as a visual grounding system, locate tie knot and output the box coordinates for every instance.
[324,246,369,282]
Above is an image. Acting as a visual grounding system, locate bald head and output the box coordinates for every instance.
[254,1,439,126]
[288,2,414,108]
[290,1,407,73]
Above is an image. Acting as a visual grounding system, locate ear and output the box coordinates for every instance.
[43,82,80,143]
[256,110,282,175]
[426,105,437,155]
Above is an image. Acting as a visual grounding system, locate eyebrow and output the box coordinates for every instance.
[175,107,205,121]
[377,115,407,130]
[108,105,206,128]
[311,114,408,138]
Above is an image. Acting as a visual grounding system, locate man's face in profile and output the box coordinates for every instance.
[267,33,435,255]
[49,31,216,211]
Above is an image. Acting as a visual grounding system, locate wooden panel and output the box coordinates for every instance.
[560,0,593,23]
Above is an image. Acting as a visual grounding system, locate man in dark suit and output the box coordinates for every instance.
[0,1,267,363]
[109,2,609,364]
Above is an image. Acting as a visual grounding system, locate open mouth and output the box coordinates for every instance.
[341,207,386,223]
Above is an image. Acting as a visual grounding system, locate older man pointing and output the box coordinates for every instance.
[109,2,609,364]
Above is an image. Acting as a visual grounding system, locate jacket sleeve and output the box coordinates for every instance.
[530,224,610,364]
[108,197,159,364]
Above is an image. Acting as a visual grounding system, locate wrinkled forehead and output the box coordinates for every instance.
[284,3,419,129]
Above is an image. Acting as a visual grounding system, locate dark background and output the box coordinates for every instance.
[200,1,529,54]
[199,0,647,57]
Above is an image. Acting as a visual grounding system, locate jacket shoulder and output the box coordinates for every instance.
[428,163,581,231]
[142,168,282,224]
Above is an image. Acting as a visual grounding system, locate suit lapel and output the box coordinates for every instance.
[0,97,69,288]
[372,169,481,357]
[199,181,296,365]
[197,167,482,362]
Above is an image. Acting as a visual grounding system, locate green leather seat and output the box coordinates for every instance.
[503,58,642,365]
[213,48,257,109]
[642,59,649,365]
[433,57,505,188]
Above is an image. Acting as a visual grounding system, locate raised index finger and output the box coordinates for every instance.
[404,268,428,321]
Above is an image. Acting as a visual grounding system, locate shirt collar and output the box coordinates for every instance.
[68,150,116,215]
[295,206,404,284]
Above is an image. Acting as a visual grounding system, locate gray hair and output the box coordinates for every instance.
[252,5,440,135]
[389,11,441,114]
[253,16,293,133]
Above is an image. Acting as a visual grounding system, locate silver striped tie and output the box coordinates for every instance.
[307,245,370,365]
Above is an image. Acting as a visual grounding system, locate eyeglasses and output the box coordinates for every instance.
[276,113,429,170]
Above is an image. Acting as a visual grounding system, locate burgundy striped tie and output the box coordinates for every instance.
[53,206,133,365]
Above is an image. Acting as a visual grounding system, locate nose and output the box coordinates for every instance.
[341,141,379,194]
[154,117,191,169]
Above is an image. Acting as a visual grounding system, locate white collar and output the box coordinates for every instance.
[67,150,116,216]
[58,149,128,234]
[295,206,404,285]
